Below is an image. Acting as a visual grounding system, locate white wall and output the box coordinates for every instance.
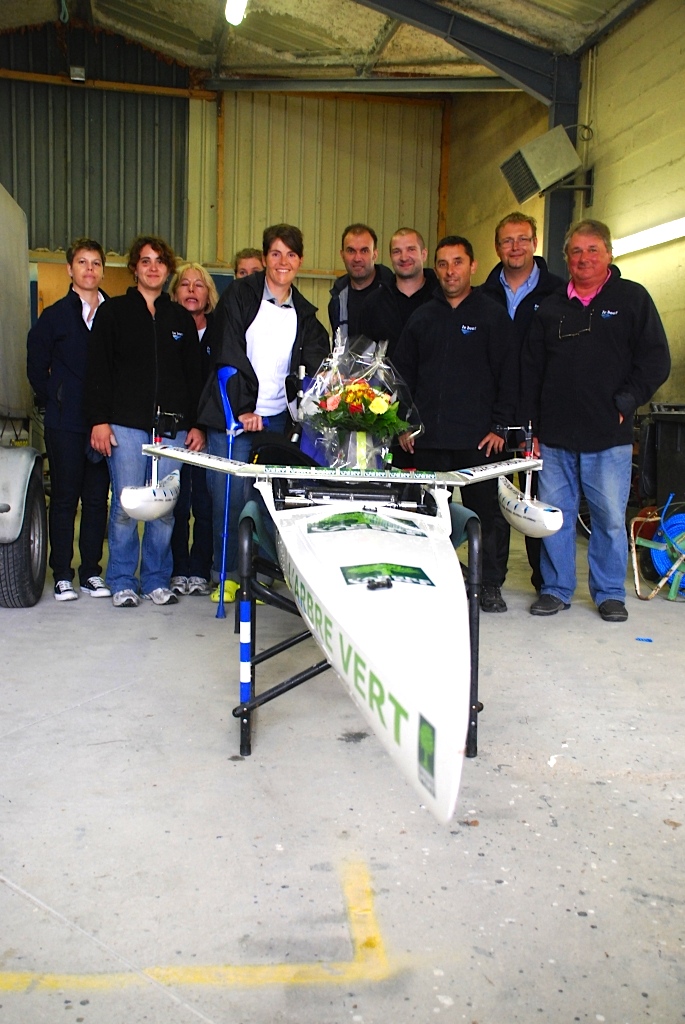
[576,0,685,400]
[447,91,548,281]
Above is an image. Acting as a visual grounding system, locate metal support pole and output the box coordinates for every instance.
[465,516,482,758]
[233,660,330,716]
[237,516,256,755]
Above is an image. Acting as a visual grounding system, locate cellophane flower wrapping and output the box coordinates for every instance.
[298,334,423,469]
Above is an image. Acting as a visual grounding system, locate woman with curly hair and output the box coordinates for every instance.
[167,262,219,596]
[86,236,205,607]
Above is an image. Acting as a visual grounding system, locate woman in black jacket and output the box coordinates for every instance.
[168,262,219,596]
[86,236,204,607]
[197,224,329,602]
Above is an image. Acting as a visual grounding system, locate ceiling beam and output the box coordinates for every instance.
[356,18,402,77]
[353,0,566,105]
[353,0,582,277]
[206,76,516,93]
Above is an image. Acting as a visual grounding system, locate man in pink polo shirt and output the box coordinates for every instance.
[521,219,670,622]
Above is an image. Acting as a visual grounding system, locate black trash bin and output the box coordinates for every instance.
[651,403,685,507]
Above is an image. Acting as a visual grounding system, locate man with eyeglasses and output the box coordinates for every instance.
[483,212,564,592]
[521,218,670,622]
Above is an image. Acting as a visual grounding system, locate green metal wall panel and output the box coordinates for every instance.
[220,91,443,317]
[0,25,189,256]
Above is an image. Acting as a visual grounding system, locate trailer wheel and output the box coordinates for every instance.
[0,463,47,607]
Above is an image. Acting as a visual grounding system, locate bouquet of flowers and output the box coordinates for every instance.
[298,334,422,469]
[312,376,410,436]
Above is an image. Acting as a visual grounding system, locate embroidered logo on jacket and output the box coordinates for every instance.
[461,324,477,335]
[600,310,619,319]
[171,331,184,341]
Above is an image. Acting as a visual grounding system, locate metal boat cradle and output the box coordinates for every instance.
[231,465,484,761]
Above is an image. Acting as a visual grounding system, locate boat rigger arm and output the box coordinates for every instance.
[142,444,543,489]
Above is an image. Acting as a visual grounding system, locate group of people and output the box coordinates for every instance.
[27,227,329,608]
[27,212,670,623]
[326,215,670,622]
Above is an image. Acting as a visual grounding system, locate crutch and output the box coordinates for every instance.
[216,366,242,620]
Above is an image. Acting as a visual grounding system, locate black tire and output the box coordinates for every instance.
[0,463,48,607]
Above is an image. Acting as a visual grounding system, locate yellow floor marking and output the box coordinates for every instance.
[0,861,394,992]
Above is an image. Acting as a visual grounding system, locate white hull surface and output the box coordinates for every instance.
[498,473,563,538]
[258,481,469,824]
[120,471,181,521]
[141,446,546,823]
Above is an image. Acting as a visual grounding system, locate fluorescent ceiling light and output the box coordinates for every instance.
[225,0,248,25]
[613,217,685,257]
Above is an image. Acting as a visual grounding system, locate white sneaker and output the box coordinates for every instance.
[142,588,179,606]
[112,589,140,608]
[54,580,79,602]
[187,576,210,596]
[170,575,189,595]
[81,576,112,598]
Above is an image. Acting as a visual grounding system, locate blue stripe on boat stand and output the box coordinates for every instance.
[239,600,251,703]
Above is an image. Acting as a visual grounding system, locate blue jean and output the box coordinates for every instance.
[207,412,287,581]
[538,443,632,605]
[106,425,187,594]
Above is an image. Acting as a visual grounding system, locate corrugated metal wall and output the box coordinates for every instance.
[220,92,444,316]
[0,25,189,255]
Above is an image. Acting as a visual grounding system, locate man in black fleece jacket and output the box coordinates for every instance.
[393,235,518,612]
[521,219,670,623]
[328,223,393,341]
[359,227,438,360]
[482,211,564,592]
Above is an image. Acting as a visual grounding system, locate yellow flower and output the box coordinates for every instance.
[369,395,390,414]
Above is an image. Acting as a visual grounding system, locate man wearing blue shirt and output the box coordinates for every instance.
[483,213,564,592]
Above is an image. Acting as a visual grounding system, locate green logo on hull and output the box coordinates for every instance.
[418,716,436,797]
[308,511,426,536]
[341,563,434,586]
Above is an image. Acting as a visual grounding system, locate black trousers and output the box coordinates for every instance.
[518,469,542,591]
[44,427,110,584]
[171,463,213,580]
[413,446,510,588]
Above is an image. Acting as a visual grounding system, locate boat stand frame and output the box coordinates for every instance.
[230,512,483,761]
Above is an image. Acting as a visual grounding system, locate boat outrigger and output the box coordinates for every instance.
[142,444,558,823]
[120,434,181,521]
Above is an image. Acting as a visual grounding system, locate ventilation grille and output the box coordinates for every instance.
[500,153,540,204]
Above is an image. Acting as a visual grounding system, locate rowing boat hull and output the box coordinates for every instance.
[140,446,551,823]
[258,482,470,824]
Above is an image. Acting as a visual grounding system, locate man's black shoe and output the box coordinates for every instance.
[481,585,507,613]
[598,599,628,622]
[530,594,570,616]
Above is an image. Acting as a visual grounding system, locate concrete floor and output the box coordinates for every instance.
[1,530,683,1024]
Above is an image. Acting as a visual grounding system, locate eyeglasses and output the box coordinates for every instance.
[559,309,593,339]
[498,236,534,248]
